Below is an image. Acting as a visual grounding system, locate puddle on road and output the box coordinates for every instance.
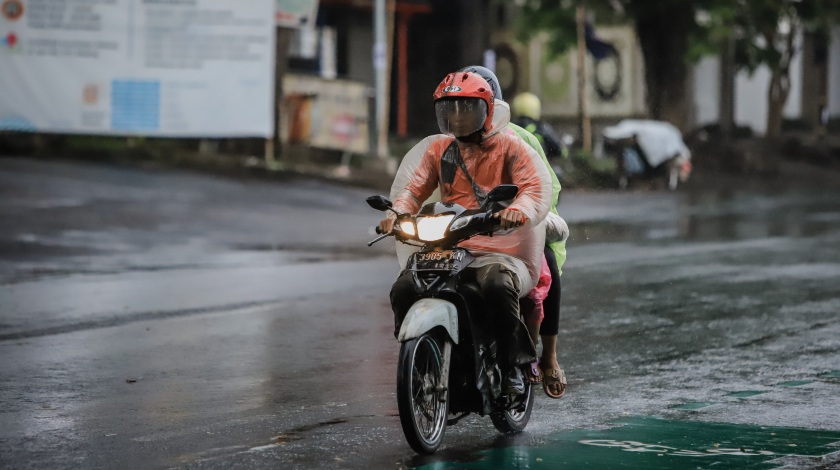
[232,242,392,263]
[725,391,770,398]
[774,380,815,387]
[668,402,718,410]
[567,213,840,247]
[565,192,840,247]
[412,417,840,470]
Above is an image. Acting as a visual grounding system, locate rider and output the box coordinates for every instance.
[381,71,553,396]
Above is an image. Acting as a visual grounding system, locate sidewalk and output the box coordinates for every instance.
[0,133,397,190]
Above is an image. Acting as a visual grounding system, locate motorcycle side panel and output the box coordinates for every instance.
[398,299,459,345]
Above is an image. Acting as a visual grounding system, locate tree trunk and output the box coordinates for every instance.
[764,28,795,139]
[766,70,790,138]
[719,36,736,141]
[633,4,694,131]
[576,5,591,152]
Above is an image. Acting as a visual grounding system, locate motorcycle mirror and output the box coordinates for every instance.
[487,185,518,202]
[366,195,393,212]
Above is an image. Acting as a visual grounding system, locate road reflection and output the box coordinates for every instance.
[410,416,840,470]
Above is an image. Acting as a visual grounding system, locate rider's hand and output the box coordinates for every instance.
[494,209,526,230]
[379,213,397,234]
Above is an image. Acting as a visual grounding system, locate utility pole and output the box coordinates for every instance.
[269,27,292,166]
[374,0,386,159]
[576,3,591,152]
[373,0,394,160]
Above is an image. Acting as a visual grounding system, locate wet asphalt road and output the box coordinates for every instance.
[1,157,840,469]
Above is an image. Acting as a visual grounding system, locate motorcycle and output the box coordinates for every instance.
[366,184,535,454]
[601,120,692,190]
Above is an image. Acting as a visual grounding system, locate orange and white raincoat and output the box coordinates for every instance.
[389,101,553,294]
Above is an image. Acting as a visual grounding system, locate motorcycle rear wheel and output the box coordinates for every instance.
[397,333,449,454]
[490,380,534,434]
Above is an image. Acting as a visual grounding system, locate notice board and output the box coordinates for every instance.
[0,0,275,137]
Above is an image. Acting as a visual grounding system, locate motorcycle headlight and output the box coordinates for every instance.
[399,220,416,236]
[416,214,455,241]
[448,215,473,232]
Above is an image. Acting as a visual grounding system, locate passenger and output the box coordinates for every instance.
[463,68,569,399]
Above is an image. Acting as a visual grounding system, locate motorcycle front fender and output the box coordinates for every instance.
[398,298,459,344]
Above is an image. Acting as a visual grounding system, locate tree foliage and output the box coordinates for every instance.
[684,0,840,83]
[514,1,719,129]
[513,0,840,135]
[701,0,840,136]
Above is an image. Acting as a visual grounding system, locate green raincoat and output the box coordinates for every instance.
[508,122,567,274]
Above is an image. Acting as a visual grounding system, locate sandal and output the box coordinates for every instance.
[541,367,567,399]
[527,362,542,384]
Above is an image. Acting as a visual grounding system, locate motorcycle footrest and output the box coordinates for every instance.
[447,412,470,426]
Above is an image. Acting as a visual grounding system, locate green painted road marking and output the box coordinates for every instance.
[726,391,770,398]
[775,380,815,387]
[412,417,840,470]
[818,370,840,378]
[669,402,717,410]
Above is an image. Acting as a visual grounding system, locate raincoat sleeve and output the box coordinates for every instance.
[389,135,445,216]
[505,139,553,229]
[389,136,447,270]
[545,212,569,244]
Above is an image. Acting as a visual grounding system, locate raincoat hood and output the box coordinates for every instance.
[484,99,511,139]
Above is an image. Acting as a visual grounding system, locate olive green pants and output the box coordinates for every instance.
[390,263,537,371]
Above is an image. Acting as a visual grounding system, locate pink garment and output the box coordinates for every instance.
[522,254,552,326]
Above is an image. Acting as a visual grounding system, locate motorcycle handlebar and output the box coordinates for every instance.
[368,211,507,247]
[489,212,502,226]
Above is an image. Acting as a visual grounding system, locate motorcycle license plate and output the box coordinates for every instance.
[412,250,465,271]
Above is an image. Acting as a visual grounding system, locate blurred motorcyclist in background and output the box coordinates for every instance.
[512,92,567,160]
[381,71,554,396]
[602,119,692,190]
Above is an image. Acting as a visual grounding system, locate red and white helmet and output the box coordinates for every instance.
[432,71,495,137]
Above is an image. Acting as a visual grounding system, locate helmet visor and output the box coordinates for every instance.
[435,98,487,137]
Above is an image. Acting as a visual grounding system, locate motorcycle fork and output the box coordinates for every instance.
[437,340,452,402]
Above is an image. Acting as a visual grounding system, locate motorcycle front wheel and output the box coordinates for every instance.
[397,333,449,454]
[490,379,534,434]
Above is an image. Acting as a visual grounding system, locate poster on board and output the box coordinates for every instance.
[275,0,318,28]
[280,74,369,154]
[0,0,275,137]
